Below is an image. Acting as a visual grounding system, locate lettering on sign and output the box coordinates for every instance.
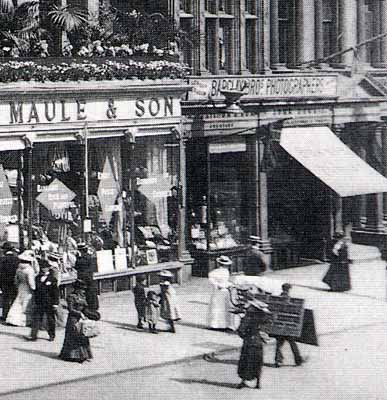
[2,96,176,125]
[189,75,337,100]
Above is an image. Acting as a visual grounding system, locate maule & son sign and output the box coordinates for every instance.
[188,74,338,100]
[0,95,179,125]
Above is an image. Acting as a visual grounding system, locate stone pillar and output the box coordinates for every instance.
[270,0,281,68]
[382,125,387,221]
[295,0,315,65]
[339,0,357,67]
[314,0,324,62]
[380,0,387,67]
[198,0,208,74]
[357,0,368,64]
[260,0,271,73]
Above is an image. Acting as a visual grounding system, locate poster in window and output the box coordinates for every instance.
[146,249,158,265]
[96,250,114,274]
[114,247,128,271]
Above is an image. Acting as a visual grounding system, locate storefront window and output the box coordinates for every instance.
[131,136,179,266]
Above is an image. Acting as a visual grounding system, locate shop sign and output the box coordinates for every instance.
[0,165,14,224]
[188,75,337,101]
[97,158,120,225]
[0,95,178,126]
[36,178,76,213]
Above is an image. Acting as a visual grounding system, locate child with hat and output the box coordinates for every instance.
[145,290,160,334]
[133,274,147,329]
[159,270,181,333]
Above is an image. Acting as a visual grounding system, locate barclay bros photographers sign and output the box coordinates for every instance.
[188,74,338,101]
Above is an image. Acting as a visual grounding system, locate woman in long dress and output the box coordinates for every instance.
[6,252,36,327]
[59,280,99,363]
[207,255,234,330]
[322,232,351,292]
[159,270,181,333]
[237,299,271,390]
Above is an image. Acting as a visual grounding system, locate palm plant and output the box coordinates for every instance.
[0,0,87,57]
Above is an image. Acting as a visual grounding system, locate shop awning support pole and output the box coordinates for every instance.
[17,150,24,252]
[22,133,35,250]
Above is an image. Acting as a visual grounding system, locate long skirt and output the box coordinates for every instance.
[238,336,263,381]
[322,261,351,292]
[59,315,92,363]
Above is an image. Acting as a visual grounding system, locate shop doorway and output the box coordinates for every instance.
[268,149,331,267]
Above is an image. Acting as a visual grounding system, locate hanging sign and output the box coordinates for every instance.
[0,165,14,224]
[97,158,120,225]
[36,178,76,213]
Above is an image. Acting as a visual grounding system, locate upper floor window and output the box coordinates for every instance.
[278,0,295,65]
[322,0,338,59]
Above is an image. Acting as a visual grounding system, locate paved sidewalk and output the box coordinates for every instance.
[1,261,387,396]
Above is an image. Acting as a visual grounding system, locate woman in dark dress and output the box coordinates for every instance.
[237,299,271,389]
[322,232,351,292]
[59,280,99,363]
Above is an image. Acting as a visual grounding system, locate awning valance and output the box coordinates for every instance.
[279,127,387,197]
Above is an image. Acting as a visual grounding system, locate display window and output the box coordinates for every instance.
[131,136,179,266]
[187,138,249,251]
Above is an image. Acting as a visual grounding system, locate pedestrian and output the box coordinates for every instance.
[6,251,36,327]
[237,298,271,389]
[145,290,160,334]
[59,279,100,363]
[159,270,180,333]
[74,242,99,311]
[0,242,19,321]
[133,274,147,329]
[244,236,268,275]
[26,259,59,341]
[274,283,307,367]
[322,232,351,292]
[207,255,235,331]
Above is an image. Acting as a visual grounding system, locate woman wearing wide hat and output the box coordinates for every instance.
[237,298,271,389]
[59,279,100,363]
[322,232,351,292]
[207,255,235,331]
[159,270,181,333]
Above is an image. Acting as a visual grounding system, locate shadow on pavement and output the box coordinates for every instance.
[203,353,238,365]
[13,347,59,360]
[0,330,28,340]
[172,378,240,389]
[102,319,144,333]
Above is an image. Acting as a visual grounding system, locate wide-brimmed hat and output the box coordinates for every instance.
[160,280,170,286]
[282,283,292,291]
[216,255,232,266]
[159,270,173,278]
[18,251,35,263]
[247,298,271,314]
[77,242,88,251]
[248,235,261,243]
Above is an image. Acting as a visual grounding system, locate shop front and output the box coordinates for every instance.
[0,80,191,291]
[185,73,387,273]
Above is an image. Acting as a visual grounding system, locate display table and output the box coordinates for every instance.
[60,261,183,297]
[191,245,250,277]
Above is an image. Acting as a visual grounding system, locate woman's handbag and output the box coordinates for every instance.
[80,318,100,338]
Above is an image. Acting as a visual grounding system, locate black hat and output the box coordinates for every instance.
[77,242,88,251]
[136,274,146,282]
[282,283,292,291]
[39,259,51,270]
[2,242,14,252]
[73,279,87,290]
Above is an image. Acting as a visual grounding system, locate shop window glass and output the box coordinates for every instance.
[132,137,178,266]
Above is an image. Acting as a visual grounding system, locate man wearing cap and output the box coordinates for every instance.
[244,236,268,276]
[26,259,59,341]
[0,243,19,320]
[207,255,235,331]
[274,283,306,367]
[74,243,99,311]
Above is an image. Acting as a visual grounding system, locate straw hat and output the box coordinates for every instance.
[216,255,232,266]
[18,251,35,263]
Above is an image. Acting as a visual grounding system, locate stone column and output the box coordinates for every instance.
[380,0,387,67]
[270,0,281,68]
[295,0,315,65]
[239,0,249,73]
[382,125,387,221]
[314,0,324,62]
[357,0,368,64]
[339,0,357,67]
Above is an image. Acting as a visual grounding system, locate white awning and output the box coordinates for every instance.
[279,127,387,197]
[0,138,25,151]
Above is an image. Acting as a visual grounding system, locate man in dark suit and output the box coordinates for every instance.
[27,259,59,341]
[0,242,19,321]
[74,243,99,311]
